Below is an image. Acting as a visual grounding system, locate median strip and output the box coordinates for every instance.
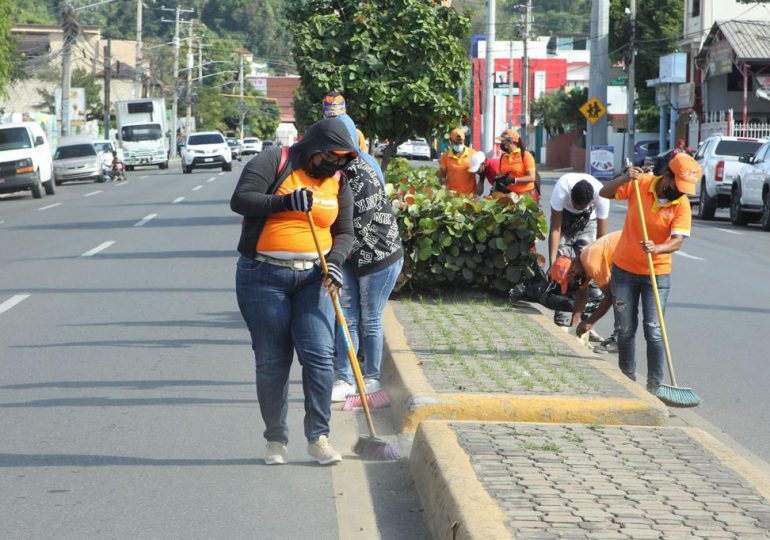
[133,214,157,227]
[81,241,116,257]
[0,294,31,315]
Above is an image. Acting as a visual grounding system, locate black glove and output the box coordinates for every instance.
[282,187,314,212]
[493,174,513,193]
[325,262,344,288]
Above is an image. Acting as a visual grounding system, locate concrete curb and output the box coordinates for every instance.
[410,420,513,540]
[382,303,669,434]
[410,420,770,540]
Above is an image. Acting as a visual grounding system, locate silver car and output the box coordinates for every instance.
[53,138,104,185]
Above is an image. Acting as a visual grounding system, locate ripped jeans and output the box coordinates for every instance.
[610,264,670,392]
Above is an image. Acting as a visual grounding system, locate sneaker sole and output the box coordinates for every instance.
[265,456,287,465]
[311,455,342,465]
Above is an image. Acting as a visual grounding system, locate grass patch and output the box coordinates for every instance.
[520,442,562,453]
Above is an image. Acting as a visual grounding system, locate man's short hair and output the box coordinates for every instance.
[571,179,594,207]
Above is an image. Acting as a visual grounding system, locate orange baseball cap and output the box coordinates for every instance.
[668,153,701,195]
[450,128,465,143]
[497,129,520,143]
[550,256,572,294]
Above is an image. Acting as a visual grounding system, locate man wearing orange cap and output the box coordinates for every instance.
[493,129,537,199]
[438,127,477,194]
[598,153,700,394]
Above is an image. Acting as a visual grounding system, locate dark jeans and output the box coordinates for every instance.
[610,264,670,391]
[235,255,336,443]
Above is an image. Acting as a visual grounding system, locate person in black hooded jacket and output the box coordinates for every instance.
[231,117,357,466]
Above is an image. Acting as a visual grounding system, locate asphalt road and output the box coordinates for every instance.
[537,170,770,464]
[0,162,427,539]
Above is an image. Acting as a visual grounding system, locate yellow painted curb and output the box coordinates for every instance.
[410,420,513,540]
[381,304,669,434]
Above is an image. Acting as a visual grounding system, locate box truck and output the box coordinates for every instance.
[115,98,169,170]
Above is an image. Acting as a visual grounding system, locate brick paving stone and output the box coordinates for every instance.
[452,423,770,538]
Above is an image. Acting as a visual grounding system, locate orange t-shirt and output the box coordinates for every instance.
[257,169,340,257]
[613,173,692,276]
[580,231,621,288]
[499,150,536,194]
[440,147,477,194]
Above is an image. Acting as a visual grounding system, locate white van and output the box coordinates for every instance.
[0,122,54,199]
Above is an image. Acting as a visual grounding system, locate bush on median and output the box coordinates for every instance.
[384,158,547,292]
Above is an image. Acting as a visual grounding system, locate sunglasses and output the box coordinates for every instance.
[319,150,351,165]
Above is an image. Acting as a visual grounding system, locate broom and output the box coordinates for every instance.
[631,176,701,407]
[306,212,400,460]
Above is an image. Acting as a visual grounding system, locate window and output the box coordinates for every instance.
[691,0,700,17]
[727,66,753,92]
[122,124,163,142]
[0,128,32,151]
[714,140,762,157]
[188,133,225,145]
[54,144,97,160]
[754,143,770,162]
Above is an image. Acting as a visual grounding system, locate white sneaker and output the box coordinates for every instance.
[264,441,288,465]
[364,378,382,394]
[331,380,356,402]
[307,435,342,465]
[588,329,604,343]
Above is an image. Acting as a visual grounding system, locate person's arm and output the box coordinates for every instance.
[323,179,355,295]
[571,284,590,327]
[641,235,685,255]
[596,218,608,239]
[230,151,287,217]
[575,284,613,337]
[548,210,563,266]
[599,166,643,199]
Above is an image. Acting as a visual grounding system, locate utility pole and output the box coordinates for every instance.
[103,39,111,139]
[585,0,610,171]
[162,4,194,158]
[482,0,496,154]
[522,0,532,146]
[186,22,194,135]
[238,53,245,141]
[60,3,79,137]
[134,0,142,98]
[508,36,514,128]
[624,0,637,164]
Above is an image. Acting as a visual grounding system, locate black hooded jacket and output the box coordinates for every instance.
[230,118,357,268]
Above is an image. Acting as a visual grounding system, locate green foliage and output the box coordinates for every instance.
[196,88,280,139]
[384,159,546,292]
[498,0,591,40]
[287,1,471,168]
[530,86,588,138]
[35,68,102,117]
[0,0,13,99]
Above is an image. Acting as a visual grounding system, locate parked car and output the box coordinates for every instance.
[92,139,122,161]
[731,140,770,229]
[226,137,242,161]
[0,121,55,199]
[396,140,412,158]
[53,137,104,185]
[181,132,232,173]
[261,140,276,151]
[240,137,262,156]
[410,138,431,160]
[693,134,763,219]
[373,142,387,157]
[633,140,660,166]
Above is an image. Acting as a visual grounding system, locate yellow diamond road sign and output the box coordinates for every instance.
[580,97,607,124]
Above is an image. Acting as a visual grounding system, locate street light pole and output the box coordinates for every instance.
[624,0,637,164]
[239,53,245,141]
[482,0,496,153]
[134,0,142,98]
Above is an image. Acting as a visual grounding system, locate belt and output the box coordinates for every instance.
[254,253,318,270]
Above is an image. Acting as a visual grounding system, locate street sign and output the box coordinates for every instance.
[580,97,607,124]
[494,87,520,96]
[609,76,628,86]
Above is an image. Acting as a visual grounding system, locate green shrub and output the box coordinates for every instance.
[384,159,547,292]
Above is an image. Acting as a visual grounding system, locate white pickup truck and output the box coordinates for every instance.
[693,134,763,219]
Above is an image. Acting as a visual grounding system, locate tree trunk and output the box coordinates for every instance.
[380,140,400,172]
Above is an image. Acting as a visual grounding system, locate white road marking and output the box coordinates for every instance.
[38,203,62,211]
[133,213,157,227]
[115,181,129,187]
[218,172,225,176]
[84,190,103,197]
[0,220,5,224]
[207,176,216,182]
[0,294,31,315]
[675,251,706,261]
[172,196,185,204]
[715,227,742,235]
[82,241,116,257]
[140,175,148,179]
[192,185,203,191]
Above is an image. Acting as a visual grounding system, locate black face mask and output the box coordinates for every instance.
[662,183,682,201]
[307,159,341,178]
[500,143,512,153]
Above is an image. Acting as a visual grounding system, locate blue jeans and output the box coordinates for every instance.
[336,257,403,384]
[610,264,670,391]
[235,255,335,443]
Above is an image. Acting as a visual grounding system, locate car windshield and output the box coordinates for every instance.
[54,144,96,159]
[262,141,274,147]
[226,139,238,146]
[0,127,32,151]
[93,142,113,153]
[122,124,163,142]
[243,138,258,144]
[715,140,763,156]
[188,134,224,145]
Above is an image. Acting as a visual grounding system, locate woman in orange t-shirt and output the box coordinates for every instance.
[494,129,538,199]
[231,117,357,465]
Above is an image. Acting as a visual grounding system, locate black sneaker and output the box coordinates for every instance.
[509,284,527,303]
[594,336,618,354]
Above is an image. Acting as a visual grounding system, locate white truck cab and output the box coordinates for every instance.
[115,99,169,171]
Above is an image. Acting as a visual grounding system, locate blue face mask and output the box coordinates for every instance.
[452,144,464,153]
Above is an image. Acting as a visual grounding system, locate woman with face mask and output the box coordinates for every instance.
[598,153,700,395]
[438,127,478,194]
[495,129,538,199]
[230,117,357,466]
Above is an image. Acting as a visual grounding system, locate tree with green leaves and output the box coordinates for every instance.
[0,0,14,99]
[196,87,280,139]
[287,0,471,170]
[36,68,102,118]
[610,0,684,131]
[530,86,588,138]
